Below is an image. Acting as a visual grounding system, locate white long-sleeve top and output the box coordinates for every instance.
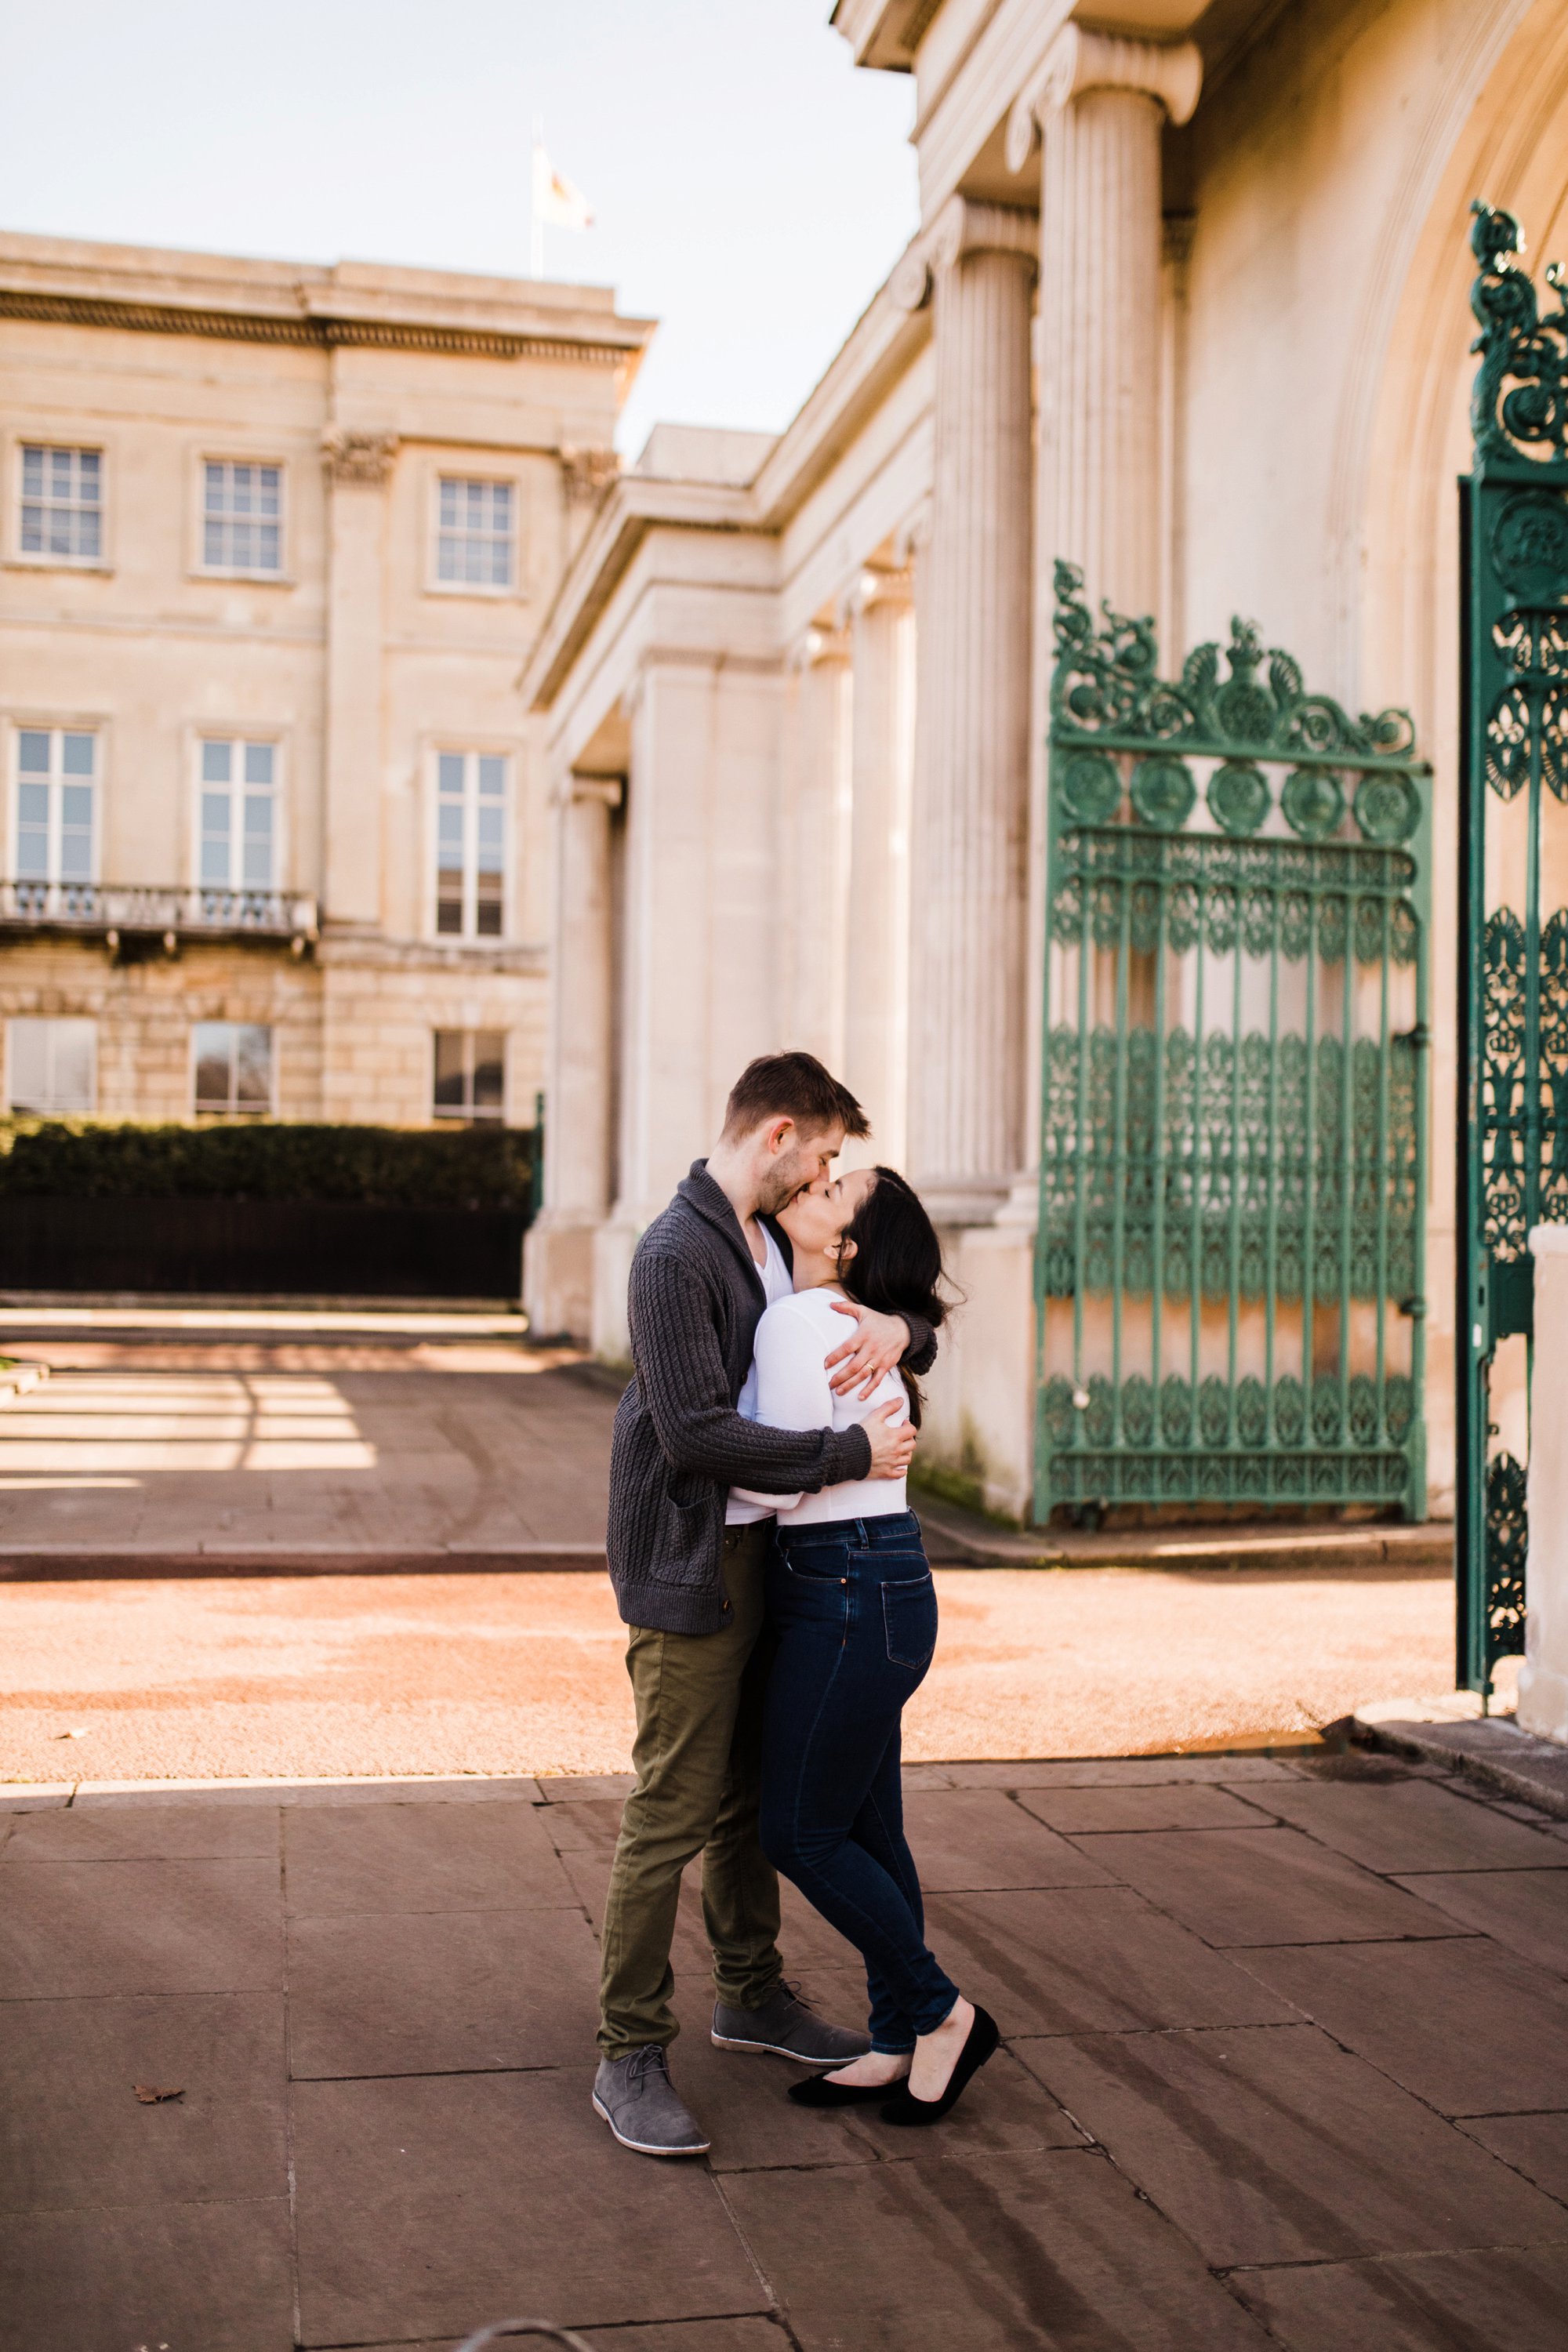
[731,1283,909,1526]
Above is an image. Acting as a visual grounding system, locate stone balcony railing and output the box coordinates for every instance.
[0,880,318,952]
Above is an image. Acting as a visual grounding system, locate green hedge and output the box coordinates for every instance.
[0,1119,539,1209]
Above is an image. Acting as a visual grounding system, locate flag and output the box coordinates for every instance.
[533,146,593,232]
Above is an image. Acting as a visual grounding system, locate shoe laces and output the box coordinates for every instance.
[624,2044,669,2088]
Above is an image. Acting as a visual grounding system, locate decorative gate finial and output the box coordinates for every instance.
[1469,199,1568,466]
[1049,561,1418,764]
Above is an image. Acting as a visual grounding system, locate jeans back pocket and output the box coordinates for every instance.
[881,1572,937,1671]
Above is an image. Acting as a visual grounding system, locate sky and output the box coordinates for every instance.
[0,0,921,456]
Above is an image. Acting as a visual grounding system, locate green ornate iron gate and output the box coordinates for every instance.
[1035,564,1431,1521]
[1457,202,1568,1692]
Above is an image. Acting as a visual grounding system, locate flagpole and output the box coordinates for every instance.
[530,112,545,279]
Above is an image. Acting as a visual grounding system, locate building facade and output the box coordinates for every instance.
[524,0,1568,1527]
[0,233,650,1133]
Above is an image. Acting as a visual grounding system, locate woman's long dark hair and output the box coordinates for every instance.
[835,1167,948,1426]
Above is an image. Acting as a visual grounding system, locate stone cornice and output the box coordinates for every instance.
[0,284,644,367]
[521,474,756,710]
[748,274,932,528]
[830,0,938,69]
[907,0,1209,220]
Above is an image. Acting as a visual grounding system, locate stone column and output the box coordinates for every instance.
[524,774,619,1338]
[783,626,852,1069]
[320,427,398,931]
[1008,25,1203,619]
[1522,1225,1568,1744]
[841,568,916,1166]
[894,199,1036,1216]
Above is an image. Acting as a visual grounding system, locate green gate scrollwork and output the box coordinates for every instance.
[1458,201,1568,1691]
[1036,564,1430,1520]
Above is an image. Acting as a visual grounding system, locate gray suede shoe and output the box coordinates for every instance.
[592,2045,710,2156]
[712,1981,872,2065]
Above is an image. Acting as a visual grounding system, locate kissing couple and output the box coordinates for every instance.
[591,1051,998,2156]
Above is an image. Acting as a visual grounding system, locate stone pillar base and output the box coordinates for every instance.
[591,1213,643,1369]
[523,1213,600,1342]
[917,1216,1036,1523]
[1521,1225,1568,1744]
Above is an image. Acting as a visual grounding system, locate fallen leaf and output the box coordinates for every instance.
[132,2084,183,2103]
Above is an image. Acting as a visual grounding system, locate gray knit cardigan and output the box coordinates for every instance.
[606,1160,936,1635]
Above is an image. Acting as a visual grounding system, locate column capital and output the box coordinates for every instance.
[836,564,914,630]
[893,499,933,569]
[320,426,400,485]
[789,623,851,671]
[549,770,622,811]
[889,197,1038,314]
[1005,25,1202,172]
[561,444,619,505]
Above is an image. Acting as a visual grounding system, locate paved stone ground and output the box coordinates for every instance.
[0,1335,1459,1777]
[0,1563,1455,1781]
[0,1358,610,1564]
[3,1746,1567,2351]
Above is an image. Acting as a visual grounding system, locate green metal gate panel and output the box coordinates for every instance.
[1036,565,1431,1522]
[1457,203,1568,1692]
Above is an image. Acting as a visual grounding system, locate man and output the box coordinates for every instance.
[593,1052,935,2156]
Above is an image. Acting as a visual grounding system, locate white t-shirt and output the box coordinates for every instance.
[733,1284,909,1527]
[724,1222,796,1526]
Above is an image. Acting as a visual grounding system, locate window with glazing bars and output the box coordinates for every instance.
[6,1018,96,1116]
[436,477,513,586]
[203,462,281,572]
[432,1029,506,1121]
[436,752,506,937]
[14,729,96,884]
[200,739,275,891]
[20,446,102,561]
[193,1022,272,1116]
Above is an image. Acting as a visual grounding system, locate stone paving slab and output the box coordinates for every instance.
[1241,1934,1568,2114]
[1229,2244,1568,2351]
[1022,2022,1566,2265]
[1388,1864,1568,1976]
[4,1745,1567,2350]
[1460,2111,1568,2202]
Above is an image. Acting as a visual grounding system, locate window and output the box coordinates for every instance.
[6,1018,96,1115]
[435,751,507,938]
[202,461,282,573]
[15,729,96,884]
[433,1029,506,1122]
[193,1022,272,1116]
[20,445,102,561]
[436,477,513,587]
[199,739,275,891]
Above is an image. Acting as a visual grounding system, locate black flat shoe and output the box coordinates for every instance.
[878,2005,1000,2126]
[788,2069,909,2107]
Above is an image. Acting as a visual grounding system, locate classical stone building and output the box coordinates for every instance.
[0,233,649,1131]
[524,0,1568,1530]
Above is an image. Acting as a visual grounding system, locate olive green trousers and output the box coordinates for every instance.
[597,1522,783,2055]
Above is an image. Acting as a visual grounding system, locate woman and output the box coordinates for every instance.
[733,1164,998,2125]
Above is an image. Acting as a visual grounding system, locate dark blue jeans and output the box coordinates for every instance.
[759,1510,959,2051]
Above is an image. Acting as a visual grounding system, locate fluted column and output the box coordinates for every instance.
[783,627,853,1069]
[895,199,1036,1214]
[548,777,619,1220]
[524,771,619,1337]
[842,568,916,1165]
[1009,25,1203,619]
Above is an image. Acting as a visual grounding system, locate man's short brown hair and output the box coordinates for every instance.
[720,1052,869,1144]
